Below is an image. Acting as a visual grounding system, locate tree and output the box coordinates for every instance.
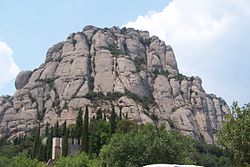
[68,124,76,139]
[33,124,41,159]
[116,119,138,133]
[62,128,69,157]
[100,124,194,167]
[54,121,59,137]
[38,144,46,161]
[61,120,67,136]
[103,111,107,121]
[218,102,250,167]
[88,121,94,156]
[89,119,110,155]
[0,157,11,167]
[109,105,116,136]
[81,106,89,153]
[45,123,49,137]
[76,109,83,139]
[192,141,232,167]
[0,144,19,158]
[119,106,122,121]
[96,108,102,120]
[3,156,46,167]
[46,127,53,160]
[53,152,101,167]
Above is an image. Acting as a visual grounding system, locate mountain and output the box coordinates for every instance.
[0,26,229,144]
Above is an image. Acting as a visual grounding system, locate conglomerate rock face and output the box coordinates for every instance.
[0,26,229,144]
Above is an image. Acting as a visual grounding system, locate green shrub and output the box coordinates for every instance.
[121,27,127,34]
[124,90,155,110]
[53,153,101,167]
[35,78,55,88]
[84,91,123,101]
[141,37,151,46]
[134,57,146,72]
[152,69,169,81]
[108,44,122,57]
[88,77,94,91]
[116,119,138,133]
[176,73,186,81]
[152,69,159,81]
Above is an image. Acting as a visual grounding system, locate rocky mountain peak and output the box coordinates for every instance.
[0,26,229,144]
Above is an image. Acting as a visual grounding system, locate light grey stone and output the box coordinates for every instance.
[0,27,230,144]
[15,71,32,89]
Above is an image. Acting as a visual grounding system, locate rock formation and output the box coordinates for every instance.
[0,26,229,144]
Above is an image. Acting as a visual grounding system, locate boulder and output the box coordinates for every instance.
[15,70,32,89]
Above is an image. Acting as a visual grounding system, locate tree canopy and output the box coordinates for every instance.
[100,124,194,167]
[218,102,250,167]
[53,152,101,167]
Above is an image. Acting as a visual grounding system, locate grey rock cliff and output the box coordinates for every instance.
[0,26,229,144]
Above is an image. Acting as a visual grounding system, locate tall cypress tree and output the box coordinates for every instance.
[119,106,122,121]
[76,109,83,139]
[104,111,107,121]
[38,144,46,161]
[46,127,53,160]
[43,141,48,162]
[54,121,59,137]
[33,124,40,159]
[81,105,89,153]
[62,128,69,157]
[125,112,128,119]
[88,121,94,156]
[45,122,49,137]
[96,108,102,120]
[61,120,67,136]
[110,105,116,136]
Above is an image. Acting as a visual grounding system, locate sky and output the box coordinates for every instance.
[0,0,249,106]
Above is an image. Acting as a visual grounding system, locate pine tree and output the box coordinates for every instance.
[110,105,116,136]
[81,105,89,153]
[62,128,69,157]
[76,109,83,139]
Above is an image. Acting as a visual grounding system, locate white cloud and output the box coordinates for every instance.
[126,0,250,105]
[0,41,20,93]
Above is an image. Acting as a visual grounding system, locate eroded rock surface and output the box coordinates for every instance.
[0,26,229,144]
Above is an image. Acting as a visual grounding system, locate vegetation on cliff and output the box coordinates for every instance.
[0,102,243,167]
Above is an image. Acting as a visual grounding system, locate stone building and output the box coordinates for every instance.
[52,137,62,160]
[52,137,80,160]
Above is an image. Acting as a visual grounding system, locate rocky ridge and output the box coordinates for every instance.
[0,26,229,144]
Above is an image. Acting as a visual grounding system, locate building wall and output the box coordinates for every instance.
[52,137,80,160]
